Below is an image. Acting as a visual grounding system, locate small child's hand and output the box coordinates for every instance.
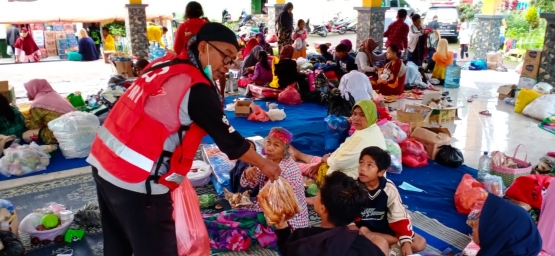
[401,242,413,256]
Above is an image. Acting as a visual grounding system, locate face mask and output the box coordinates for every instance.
[21,33,28,37]
[203,44,213,81]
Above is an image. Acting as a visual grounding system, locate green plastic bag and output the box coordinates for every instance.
[64,229,85,243]
[199,194,216,208]
[306,184,318,197]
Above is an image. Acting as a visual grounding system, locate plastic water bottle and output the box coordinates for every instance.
[444,52,462,88]
[477,151,491,182]
[88,96,97,108]
[0,199,14,213]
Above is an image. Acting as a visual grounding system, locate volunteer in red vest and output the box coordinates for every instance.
[87,22,282,256]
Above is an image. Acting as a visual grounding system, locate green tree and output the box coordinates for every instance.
[530,0,554,12]
[525,7,540,29]
[104,21,126,37]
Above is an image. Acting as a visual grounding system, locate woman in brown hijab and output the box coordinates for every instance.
[355,38,386,89]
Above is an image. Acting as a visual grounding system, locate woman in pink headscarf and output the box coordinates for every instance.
[538,184,555,255]
[23,79,76,144]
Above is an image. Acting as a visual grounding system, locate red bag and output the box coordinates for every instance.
[248,104,270,122]
[399,138,428,168]
[505,174,554,209]
[278,85,302,105]
[267,34,278,43]
[172,179,211,256]
[454,174,488,214]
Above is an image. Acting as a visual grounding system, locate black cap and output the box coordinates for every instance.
[196,22,240,50]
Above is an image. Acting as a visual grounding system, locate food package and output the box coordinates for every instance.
[267,108,286,121]
[47,111,100,159]
[379,121,407,143]
[482,174,505,197]
[202,144,236,195]
[454,174,487,214]
[0,142,50,177]
[257,177,300,226]
[224,188,253,208]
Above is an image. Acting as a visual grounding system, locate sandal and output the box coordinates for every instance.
[467,98,473,103]
[408,95,423,100]
[479,110,492,116]
[442,91,450,96]
[411,89,424,95]
[427,85,440,91]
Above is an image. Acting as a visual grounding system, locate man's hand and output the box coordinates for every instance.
[258,159,281,181]
[244,166,259,182]
[401,242,413,256]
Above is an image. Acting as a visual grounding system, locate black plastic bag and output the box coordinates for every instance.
[0,230,25,256]
[327,90,355,117]
[436,145,464,168]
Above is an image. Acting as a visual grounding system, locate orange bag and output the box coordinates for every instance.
[248,105,270,122]
[172,178,210,256]
[454,174,488,214]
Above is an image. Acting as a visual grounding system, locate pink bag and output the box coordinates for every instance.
[278,85,302,105]
[248,84,282,99]
[172,178,210,256]
[307,70,315,91]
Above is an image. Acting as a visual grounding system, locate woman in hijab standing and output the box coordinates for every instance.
[467,194,542,256]
[23,79,76,144]
[13,28,41,64]
[276,2,294,53]
[240,45,263,76]
[256,32,273,55]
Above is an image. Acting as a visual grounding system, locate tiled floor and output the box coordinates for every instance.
[0,63,553,190]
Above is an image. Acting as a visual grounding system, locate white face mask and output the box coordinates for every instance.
[203,44,213,81]
[21,33,28,37]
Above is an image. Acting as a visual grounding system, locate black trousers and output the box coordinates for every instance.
[92,167,178,256]
[460,44,469,59]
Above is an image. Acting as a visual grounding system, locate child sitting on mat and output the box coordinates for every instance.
[240,127,309,229]
[350,146,426,255]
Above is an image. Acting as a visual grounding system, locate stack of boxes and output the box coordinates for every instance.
[57,34,78,60]
[44,31,57,58]
[518,49,543,88]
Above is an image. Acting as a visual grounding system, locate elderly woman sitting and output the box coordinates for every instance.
[291,100,386,181]
[240,127,309,229]
[23,79,76,144]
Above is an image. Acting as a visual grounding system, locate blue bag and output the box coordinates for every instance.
[324,115,350,151]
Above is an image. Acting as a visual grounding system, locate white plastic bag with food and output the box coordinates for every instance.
[522,94,555,121]
[257,177,300,226]
[0,142,50,177]
[47,111,100,159]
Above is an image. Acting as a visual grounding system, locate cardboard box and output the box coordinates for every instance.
[63,23,74,34]
[45,40,57,49]
[66,34,77,40]
[524,49,542,65]
[46,48,58,56]
[410,127,452,160]
[497,84,517,100]
[114,61,134,78]
[518,76,537,89]
[235,100,253,117]
[520,62,540,78]
[397,105,432,123]
[44,31,56,40]
[0,81,16,104]
[55,32,66,40]
[421,93,460,124]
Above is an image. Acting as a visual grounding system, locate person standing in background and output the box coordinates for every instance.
[88,23,102,59]
[458,18,470,62]
[276,2,294,53]
[426,15,441,61]
[383,9,409,59]
[147,21,164,47]
[6,24,20,58]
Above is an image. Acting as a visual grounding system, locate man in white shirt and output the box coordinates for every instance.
[338,64,373,103]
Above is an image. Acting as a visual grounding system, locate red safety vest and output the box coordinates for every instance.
[90,58,209,186]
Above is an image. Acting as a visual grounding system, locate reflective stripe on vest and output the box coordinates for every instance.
[97,125,154,173]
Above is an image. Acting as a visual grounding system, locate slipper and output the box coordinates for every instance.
[479,110,492,116]
[467,98,473,103]
[548,152,555,157]
[442,91,449,96]
[411,89,424,95]
[446,97,452,102]
[428,85,440,91]
[408,95,423,100]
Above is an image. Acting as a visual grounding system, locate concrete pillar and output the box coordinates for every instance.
[354,7,388,47]
[538,13,555,85]
[125,3,149,59]
[265,0,285,36]
[473,14,504,60]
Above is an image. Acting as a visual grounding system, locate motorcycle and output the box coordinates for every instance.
[238,9,256,27]
[311,21,328,37]
[346,20,357,33]
[331,19,350,35]
[222,9,232,24]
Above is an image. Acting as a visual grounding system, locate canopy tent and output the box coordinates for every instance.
[0,0,172,24]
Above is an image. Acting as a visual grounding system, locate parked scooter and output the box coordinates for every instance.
[346,20,357,33]
[222,8,232,24]
[238,9,256,27]
[310,19,328,37]
[330,18,350,35]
